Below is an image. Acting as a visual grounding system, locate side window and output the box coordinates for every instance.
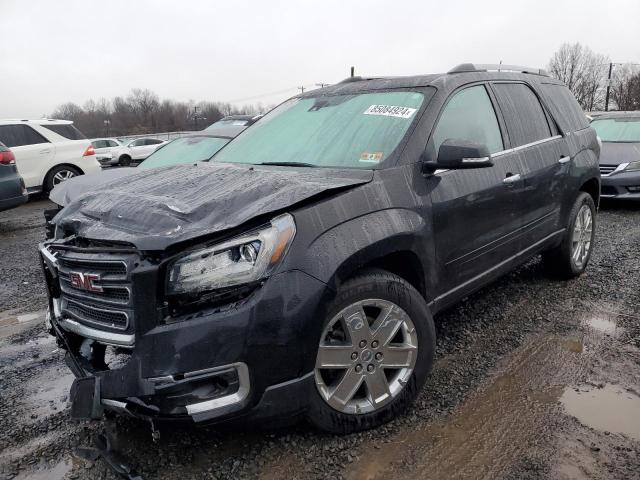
[541,84,589,132]
[431,85,504,155]
[146,139,162,145]
[0,125,48,147]
[130,139,143,147]
[22,126,49,145]
[492,83,552,147]
[92,140,106,149]
[108,140,119,147]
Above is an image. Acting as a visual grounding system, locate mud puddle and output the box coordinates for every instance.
[560,384,640,441]
[347,334,586,480]
[21,365,74,423]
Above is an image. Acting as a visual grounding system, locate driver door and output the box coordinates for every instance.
[427,84,524,301]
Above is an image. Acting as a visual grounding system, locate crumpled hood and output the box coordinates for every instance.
[54,162,373,250]
[50,167,137,206]
[599,142,640,166]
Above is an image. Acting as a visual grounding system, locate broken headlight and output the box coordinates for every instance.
[166,214,296,295]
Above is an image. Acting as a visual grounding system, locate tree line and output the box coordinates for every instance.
[548,43,640,111]
[51,89,267,138]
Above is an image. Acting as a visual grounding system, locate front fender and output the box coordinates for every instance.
[293,208,434,298]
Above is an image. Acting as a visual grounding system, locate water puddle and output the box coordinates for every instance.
[560,384,640,441]
[14,458,72,480]
[584,315,621,336]
[22,367,74,422]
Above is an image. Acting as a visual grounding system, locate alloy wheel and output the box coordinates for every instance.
[52,169,76,185]
[314,299,418,415]
[571,204,593,269]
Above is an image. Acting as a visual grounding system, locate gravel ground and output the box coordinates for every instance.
[0,199,638,480]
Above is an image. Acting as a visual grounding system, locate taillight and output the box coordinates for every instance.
[83,145,95,157]
[0,150,16,165]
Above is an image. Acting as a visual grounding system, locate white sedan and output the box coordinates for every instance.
[110,137,166,166]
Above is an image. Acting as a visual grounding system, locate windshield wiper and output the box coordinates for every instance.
[257,161,318,168]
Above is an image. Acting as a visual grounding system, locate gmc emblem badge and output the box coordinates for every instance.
[69,272,103,293]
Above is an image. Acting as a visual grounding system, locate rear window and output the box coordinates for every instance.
[0,125,49,147]
[591,117,640,142]
[541,84,589,132]
[492,83,552,147]
[40,123,87,140]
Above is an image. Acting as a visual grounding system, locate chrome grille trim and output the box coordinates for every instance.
[58,272,131,305]
[64,298,129,330]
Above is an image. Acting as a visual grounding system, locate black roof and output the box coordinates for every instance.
[301,64,563,98]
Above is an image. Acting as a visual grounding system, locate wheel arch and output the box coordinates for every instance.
[579,176,600,209]
[43,163,84,191]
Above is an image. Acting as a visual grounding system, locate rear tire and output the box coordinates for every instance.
[119,155,132,167]
[44,165,81,194]
[542,192,596,279]
[306,269,435,434]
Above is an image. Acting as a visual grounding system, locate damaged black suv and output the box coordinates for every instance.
[40,64,600,434]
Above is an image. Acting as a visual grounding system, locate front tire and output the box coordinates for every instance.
[307,269,435,434]
[119,155,132,166]
[542,192,596,278]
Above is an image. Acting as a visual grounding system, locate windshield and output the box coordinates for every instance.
[212,91,426,169]
[591,117,640,142]
[139,136,230,169]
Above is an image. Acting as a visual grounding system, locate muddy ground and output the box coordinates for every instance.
[0,198,638,480]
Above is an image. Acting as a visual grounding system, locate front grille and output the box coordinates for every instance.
[59,273,130,304]
[599,164,617,176]
[58,258,127,276]
[50,248,138,332]
[65,299,129,329]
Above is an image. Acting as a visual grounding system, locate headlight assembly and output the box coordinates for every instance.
[623,161,640,173]
[167,214,296,295]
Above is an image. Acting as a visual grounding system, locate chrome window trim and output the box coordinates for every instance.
[433,135,563,175]
[58,317,135,347]
[185,362,250,415]
[491,135,562,158]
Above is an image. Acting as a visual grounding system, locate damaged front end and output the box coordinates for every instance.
[40,237,254,424]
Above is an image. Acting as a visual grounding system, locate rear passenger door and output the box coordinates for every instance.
[428,84,525,297]
[490,82,567,244]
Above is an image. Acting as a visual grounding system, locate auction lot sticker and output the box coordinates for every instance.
[363,105,417,119]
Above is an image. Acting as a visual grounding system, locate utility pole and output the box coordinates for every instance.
[316,83,330,88]
[605,62,613,112]
[297,86,305,94]
[193,106,199,130]
[350,66,355,78]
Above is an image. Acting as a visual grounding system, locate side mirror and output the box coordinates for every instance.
[423,139,493,172]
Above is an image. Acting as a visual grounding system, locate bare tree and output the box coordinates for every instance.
[548,43,609,111]
[610,65,640,111]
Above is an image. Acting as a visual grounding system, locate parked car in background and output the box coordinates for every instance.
[206,114,262,130]
[48,126,245,208]
[0,142,28,212]
[90,138,123,166]
[110,137,167,166]
[41,64,600,434]
[0,119,100,193]
[590,112,640,200]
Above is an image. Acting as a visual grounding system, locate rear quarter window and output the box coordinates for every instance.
[541,84,589,133]
[40,123,87,140]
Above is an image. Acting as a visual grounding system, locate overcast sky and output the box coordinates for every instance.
[1,0,639,118]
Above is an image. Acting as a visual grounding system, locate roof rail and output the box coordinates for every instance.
[448,63,549,77]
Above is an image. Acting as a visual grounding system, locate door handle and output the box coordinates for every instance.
[39,149,51,154]
[559,156,571,164]
[503,173,521,185]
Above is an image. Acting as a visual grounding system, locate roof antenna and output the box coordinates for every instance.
[350,66,355,78]
[499,60,503,71]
